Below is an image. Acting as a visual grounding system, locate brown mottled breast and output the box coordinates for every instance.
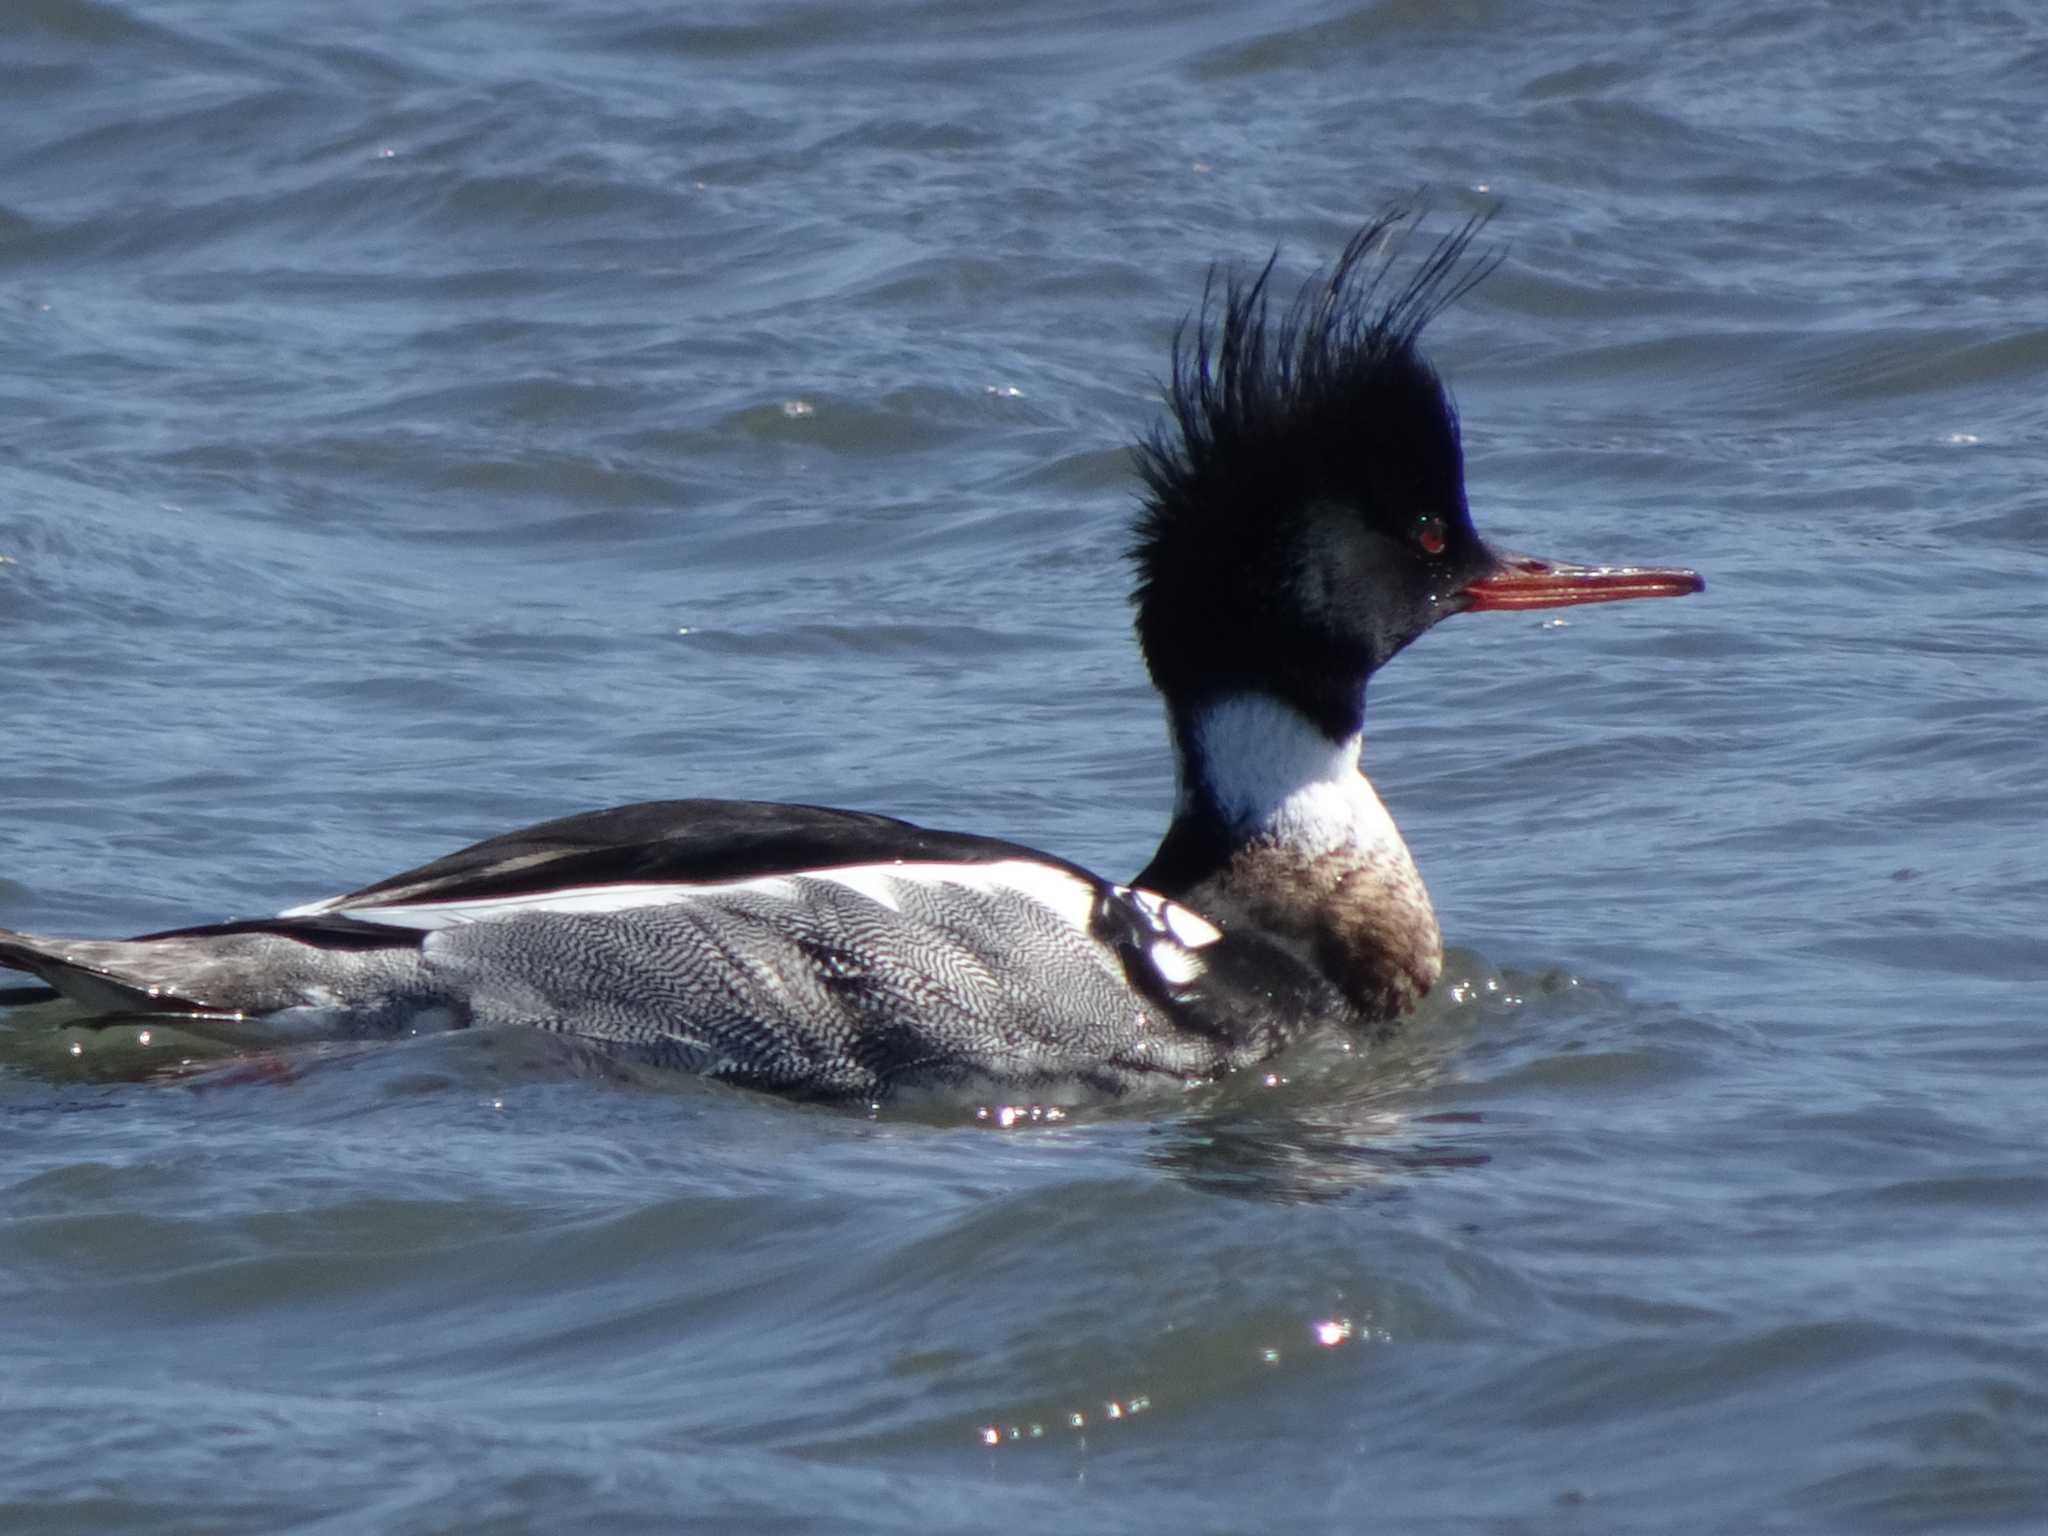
[1197,835,1443,1024]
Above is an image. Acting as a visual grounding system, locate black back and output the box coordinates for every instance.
[313,799,1094,910]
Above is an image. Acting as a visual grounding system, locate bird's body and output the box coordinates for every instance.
[5,799,1336,1095]
[0,210,1702,1097]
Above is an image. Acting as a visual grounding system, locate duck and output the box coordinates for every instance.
[0,210,1702,1098]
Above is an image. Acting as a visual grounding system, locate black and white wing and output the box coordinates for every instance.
[280,799,1241,1093]
[280,799,1071,916]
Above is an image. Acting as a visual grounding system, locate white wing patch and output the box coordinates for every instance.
[1120,886,1223,948]
[1144,943,1206,987]
[1115,884,1221,989]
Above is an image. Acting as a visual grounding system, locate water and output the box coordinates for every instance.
[4,1,2046,1529]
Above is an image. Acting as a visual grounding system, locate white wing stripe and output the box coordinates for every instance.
[293,859,1117,934]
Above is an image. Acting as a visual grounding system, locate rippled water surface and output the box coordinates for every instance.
[4,2,2046,1531]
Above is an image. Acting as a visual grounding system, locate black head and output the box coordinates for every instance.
[1130,209,1502,740]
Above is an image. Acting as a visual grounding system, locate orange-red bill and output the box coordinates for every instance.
[1461,550,1705,612]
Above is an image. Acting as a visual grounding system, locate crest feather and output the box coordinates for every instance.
[1129,205,1500,612]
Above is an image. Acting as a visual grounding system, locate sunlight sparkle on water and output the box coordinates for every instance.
[976,1104,1068,1128]
[976,1395,1150,1448]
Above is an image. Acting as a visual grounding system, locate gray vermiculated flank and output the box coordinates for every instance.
[419,875,1230,1095]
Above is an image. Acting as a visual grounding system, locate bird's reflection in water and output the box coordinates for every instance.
[1145,949,1593,1202]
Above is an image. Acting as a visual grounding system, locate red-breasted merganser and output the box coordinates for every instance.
[0,211,1702,1097]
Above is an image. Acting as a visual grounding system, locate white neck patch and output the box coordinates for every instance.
[1186,691,1404,859]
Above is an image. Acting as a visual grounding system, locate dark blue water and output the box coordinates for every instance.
[5,2,2046,1530]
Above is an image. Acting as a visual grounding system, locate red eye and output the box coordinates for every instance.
[1416,519,1447,556]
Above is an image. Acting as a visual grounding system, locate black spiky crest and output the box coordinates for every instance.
[1128,207,1500,735]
